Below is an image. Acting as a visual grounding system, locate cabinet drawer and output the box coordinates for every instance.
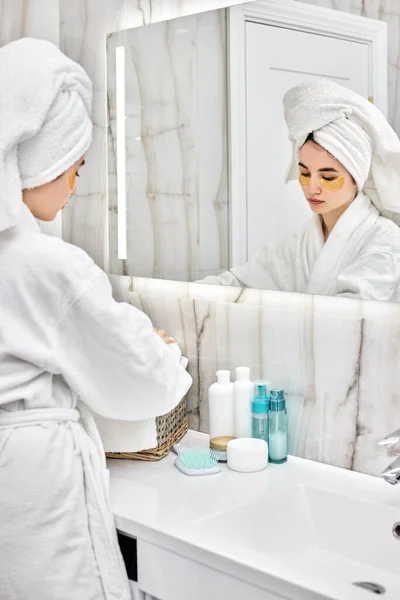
[138,539,287,600]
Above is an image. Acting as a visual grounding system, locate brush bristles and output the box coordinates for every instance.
[176,447,219,470]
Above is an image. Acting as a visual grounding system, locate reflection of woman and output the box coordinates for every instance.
[202,80,400,302]
[0,39,191,599]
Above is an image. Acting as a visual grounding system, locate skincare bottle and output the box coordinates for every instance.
[233,367,253,438]
[252,383,269,443]
[268,388,288,464]
[208,370,234,439]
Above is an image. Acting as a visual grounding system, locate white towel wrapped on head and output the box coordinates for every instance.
[283,79,400,215]
[0,37,93,231]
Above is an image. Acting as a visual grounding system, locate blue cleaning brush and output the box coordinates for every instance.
[173,444,221,476]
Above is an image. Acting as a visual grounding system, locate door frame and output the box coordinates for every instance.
[228,0,388,267]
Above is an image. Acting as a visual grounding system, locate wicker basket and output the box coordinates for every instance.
[105,397,188,461]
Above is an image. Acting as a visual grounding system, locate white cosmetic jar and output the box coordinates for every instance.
[227,438,269,473]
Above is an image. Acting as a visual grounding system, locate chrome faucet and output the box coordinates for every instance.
[378,429,400,485]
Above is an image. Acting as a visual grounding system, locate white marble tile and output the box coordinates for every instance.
[300,0,400,134]
[60,0,248,269]
[299,1,362,16]
[106,10,228,279]
[59,0,400,478]
[0,0,61,237]
[3,0,400,477]
[354,317,400,471]
[0,0,59,45]
[109,274,400,475]
[58,0,400,250]
[305,312,364,468]
[62,0,400,273]
[115,281,400,476]
[109,272,400,322]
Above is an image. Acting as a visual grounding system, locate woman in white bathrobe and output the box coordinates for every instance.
[0,39,191,600]
[202,80,400,303]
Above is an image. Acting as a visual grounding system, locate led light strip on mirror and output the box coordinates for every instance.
[116,45,127,260]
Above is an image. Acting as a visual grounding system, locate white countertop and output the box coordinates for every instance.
[108,431,400,600]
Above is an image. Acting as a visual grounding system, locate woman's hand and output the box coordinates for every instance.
[153,328,176,344]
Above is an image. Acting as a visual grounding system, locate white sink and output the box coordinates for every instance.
[109,431,400,600]
[189,483,400,598]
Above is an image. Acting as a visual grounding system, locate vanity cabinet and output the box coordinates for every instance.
[139,539,288,600]
[120,534,288,600]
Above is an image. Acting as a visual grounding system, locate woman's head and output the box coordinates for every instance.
[23,157,85,221]
[298,133,358,217]
[0,38,92,231]
[283,79,400,218]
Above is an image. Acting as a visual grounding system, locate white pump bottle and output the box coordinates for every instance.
[233,367,254,438]
[208,370,234,439]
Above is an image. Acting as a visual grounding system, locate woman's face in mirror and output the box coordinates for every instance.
[298,140,358,216]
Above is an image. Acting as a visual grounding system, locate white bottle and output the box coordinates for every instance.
[208,370,234,439]
[233,367,254,438]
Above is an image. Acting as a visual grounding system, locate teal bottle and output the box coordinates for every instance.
[252,383,269,443]
[268,389,288,464]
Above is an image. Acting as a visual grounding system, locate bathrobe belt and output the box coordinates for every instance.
[0,405,131,599]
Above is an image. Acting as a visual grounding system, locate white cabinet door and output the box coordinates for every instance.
[138,539,289,600]
[244,23,370,260]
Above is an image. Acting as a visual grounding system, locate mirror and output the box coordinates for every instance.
[107,8,228,282]
[107,1,400,302]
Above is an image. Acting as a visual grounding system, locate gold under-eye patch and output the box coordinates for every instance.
[69,170,77,191]
[298,172,345,192]
[321,175,345,191]
[298,172,311,186]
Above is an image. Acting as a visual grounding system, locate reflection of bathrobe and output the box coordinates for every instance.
[0,205,192,600]
[202,194,400,302]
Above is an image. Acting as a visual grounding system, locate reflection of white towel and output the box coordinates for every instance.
[95,415,158,453]
[0,38,92,231]
[283,79,400,216]
[95,344,189,453]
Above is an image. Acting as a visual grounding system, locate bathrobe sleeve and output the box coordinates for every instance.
[198,231,303,291]
[49,249,192,421]
[198,246,280,288]
[198,270,243,286]
[335,250,400,302]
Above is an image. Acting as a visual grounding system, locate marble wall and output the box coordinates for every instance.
[3,0,400,476]
[62,0,400,277]
[0,0,62,237]
[0,0,59,46]
[57,0,400,477]
[107,12,229,281]
[110,274,400,476]
[300,0,400,134]
[60,0,247,269]
[58,0,400,271]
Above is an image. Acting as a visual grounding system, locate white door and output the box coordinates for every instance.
[243,23,370,261]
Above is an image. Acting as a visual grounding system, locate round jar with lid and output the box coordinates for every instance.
[210,436,236,462]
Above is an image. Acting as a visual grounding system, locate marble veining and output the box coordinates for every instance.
[60,0,248,269]
[100,0,400,279]
[302,0,400,133]
[107,10,229,280]
[110,274,400,476]
[10,0,400,264]
[58,0,400,269]
[0,0,59,46]
[0,0,61,237]
[1,0,399,478]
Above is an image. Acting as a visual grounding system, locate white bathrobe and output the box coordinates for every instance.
[0,205,192,600]
[202,194,400,302]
